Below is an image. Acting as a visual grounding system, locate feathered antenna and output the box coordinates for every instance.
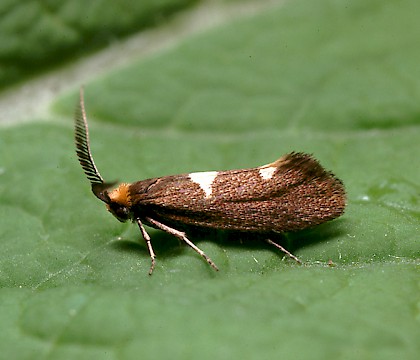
[74,87,115,202]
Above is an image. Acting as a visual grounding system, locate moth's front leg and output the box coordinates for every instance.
[136,218,156,275]
[145,217,219,272]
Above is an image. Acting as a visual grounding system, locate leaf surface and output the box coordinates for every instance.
[1,1,419,359]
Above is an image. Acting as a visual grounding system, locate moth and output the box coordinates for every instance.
[74,88,346,275]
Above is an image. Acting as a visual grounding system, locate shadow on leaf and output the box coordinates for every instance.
[110,218,347,265]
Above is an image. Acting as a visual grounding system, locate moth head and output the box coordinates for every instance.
[74,87,132,223]
[90,182,131,222]
[105,183,133,222]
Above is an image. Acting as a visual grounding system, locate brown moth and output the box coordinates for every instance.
[74,88,346,275]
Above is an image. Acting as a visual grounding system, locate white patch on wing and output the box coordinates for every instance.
[259,166,276,180]
[189,171,218,197]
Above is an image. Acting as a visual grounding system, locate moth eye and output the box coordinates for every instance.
[107,203,131,222]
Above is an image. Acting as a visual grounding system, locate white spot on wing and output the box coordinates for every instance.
[189,171,218,198]
[259,166,276,180]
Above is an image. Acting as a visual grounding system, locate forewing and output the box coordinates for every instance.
[129,153,346,233]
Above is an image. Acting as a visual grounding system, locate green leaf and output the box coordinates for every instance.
[1,1,419,359]
[0,0,197,88]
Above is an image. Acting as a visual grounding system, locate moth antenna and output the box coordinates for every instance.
[74,87,114,202]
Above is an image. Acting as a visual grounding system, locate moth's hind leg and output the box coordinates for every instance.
[145,217,219,272]
[265,238,302,264]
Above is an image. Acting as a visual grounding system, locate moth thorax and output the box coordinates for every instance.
[106,183,132,222]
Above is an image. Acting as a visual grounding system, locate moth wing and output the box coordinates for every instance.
[130,153,345,233]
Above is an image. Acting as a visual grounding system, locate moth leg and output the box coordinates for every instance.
[265,238,302,264]
[146,217,219,272]
[136,218,156,275]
